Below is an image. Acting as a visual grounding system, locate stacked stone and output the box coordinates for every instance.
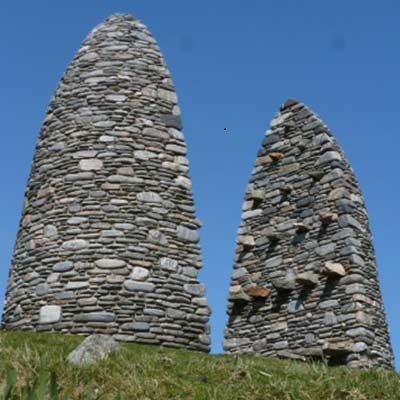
[2,14,210,352]
[224,99,394,368]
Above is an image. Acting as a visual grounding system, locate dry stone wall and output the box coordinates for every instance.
[224,99,394,368]
[2,14,210,352]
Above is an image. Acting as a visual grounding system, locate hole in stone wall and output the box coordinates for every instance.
[298,287,311,303]
[249,299,265,315]
[252,198,263,209]
[230,302,246,318]
[327,353,349,366]
[271,291,290,312]
[318,224,328,237]
[292,232,307,245]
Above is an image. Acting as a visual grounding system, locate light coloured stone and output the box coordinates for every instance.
[317,151,342,164]
[44,224,58,240]
[176,225,199,243]
[137,192,162,203]
[66,281,89,290]
[184,284,205,296]
[95,259,126,269]
[160,257,178,271]
[67,335,120,366]
[105,94,127,102]
[130,267,149,281]
[322,262,346,277]
[79,158,103,171]
[62,239,88,250]
[39,305,61,324]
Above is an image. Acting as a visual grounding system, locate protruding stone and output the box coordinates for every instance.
[320,212,338,225]
[245,286,271,299]
[296,272,319,287]
[248,190,265,200]
[308,170,325,181]
[272,277,296,291]
[323,341,352,355]
[280,184,293,194]
[322,262,346,278]
[229,286,251,302]
[294,222,312,233]
[269,152,284,161]
[317,151,342,165]
[263,228,282,242]
[281,99,299,110]
[237,235,255,248]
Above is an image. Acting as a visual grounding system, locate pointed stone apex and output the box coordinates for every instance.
[281,99,300,111]
[106,13,136,22]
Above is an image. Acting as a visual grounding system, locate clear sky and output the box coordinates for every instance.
[0,0,399,369]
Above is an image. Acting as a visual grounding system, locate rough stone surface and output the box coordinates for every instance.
[224,100,394,369]
[2,14,210,353]
[67,334,120,366]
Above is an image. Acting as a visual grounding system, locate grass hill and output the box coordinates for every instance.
[0,331,398,399]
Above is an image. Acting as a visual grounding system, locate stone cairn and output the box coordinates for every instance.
[2,14,211,352]
[224,99,394,368]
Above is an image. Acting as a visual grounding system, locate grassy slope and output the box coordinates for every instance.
[0,331,398,400]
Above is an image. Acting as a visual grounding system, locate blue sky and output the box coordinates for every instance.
[0,0,399,368]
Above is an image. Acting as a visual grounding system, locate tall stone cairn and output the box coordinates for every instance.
[224,99,394,368]
[2,14,211,352]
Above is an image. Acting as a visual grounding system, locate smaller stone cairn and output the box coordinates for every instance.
[224,99,394,369]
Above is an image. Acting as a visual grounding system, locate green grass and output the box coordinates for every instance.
[0,331,398,399]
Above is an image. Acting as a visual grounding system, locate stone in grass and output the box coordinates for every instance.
[67,334,120,366]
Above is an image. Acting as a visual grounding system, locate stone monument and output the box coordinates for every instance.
[224,99,394,368]
[2,14,210,352]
